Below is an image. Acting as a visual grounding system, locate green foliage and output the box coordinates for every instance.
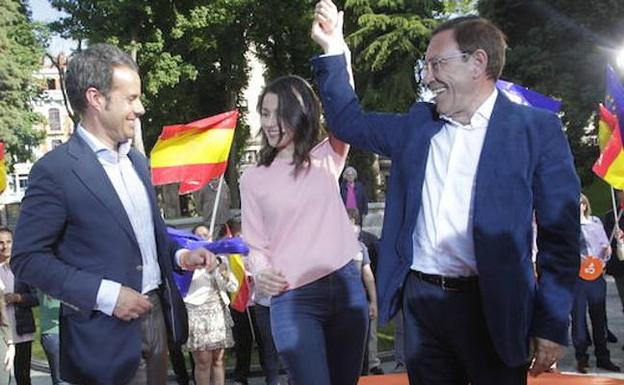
[49,0,253,205]
[0,0,46,167]
[478,0,624,186]
[246,0,319,80]
[345,0,443,111]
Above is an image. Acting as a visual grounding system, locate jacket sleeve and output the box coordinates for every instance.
[530,112,580,346]
[10,160,102,315]
[311,54,408,158]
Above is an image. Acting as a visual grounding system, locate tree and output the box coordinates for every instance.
[49,0,253,210]
[0,0,46,167]
[478,0,624,185]
[338,0,444,200]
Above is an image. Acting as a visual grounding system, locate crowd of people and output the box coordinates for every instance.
[5,0,624,384]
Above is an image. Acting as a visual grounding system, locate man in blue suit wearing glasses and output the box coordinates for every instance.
[312,2,580,384]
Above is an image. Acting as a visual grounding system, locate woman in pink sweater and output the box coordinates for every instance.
[240,75,368,385]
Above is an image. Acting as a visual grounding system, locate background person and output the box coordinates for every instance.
[572,194,619,373]
[340,167,368,225]
[0,288,15,385]
[0,228,35,385]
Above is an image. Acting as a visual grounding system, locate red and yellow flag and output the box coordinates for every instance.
[150,110,239,194]
[0,143,6,194]
[228,254,250,312]
[592,105,624,188]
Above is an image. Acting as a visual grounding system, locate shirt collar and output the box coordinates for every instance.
[76,124,132,164]
[580,215,591,224]
[441,88,498,130]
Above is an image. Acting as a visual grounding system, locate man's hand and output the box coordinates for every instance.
[528,337,563,377]
[4,293,20,304]
[311,0,345,54]
[180,248,218,272]
[255,268,288,296]
[112,286,153,322]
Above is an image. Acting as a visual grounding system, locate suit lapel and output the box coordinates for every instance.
[473,93,516,235]
[68,134,138,244]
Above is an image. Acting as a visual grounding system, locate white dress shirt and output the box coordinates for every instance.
[77,125,161,315]
[411,89,498,277]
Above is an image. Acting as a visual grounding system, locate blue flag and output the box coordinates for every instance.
[605,65,624,125]
[496,80,561,113]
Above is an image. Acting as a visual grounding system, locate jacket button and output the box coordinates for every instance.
[136,265,143,271]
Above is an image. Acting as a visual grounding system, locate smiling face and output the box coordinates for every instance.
[0,231,12,263]
[423,30,478,122]
[260,92,295,152]
[95,66,145,148]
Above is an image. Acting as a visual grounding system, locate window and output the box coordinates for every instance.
[46,78,57,90]
[17,174,28,192]
[49,108,61,131]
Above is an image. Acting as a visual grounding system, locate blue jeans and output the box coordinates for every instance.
[270,260,368,385]
[41,333,70,385]
[255,304,284,385]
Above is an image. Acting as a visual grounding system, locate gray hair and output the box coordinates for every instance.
[343,166,357,179]
[65,43,139,117]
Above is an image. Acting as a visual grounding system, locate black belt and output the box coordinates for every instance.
[411,270,479,292]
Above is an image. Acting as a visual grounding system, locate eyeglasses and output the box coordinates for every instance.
[414,52,471,84]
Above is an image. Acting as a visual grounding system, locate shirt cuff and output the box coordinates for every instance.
[175,248,190,269]
[95,279,121,316]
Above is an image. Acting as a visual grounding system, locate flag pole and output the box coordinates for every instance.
[209,175,225,239]
[609,187,623,241]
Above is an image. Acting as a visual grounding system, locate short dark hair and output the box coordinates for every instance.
[65,43,139,117]
[433,16,507,80]
[256,75,321,177]
[0,227,12,236]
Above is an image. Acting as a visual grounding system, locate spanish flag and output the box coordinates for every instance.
[228,254,250,312]
[150,110,239,194]
[0,143,6,194]
[593,65,624,189]
[593,105,624,188]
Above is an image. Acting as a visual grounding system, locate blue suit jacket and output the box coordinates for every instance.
[312,54,580,367]
[11,133,188,385]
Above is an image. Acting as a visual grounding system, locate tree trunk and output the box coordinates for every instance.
[161,184,181,219]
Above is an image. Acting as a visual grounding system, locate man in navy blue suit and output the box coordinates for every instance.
[11,44,217,385]
[312,2,580,384]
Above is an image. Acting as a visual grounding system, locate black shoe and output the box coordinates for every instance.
[394,362,406,372]
[608,329,619,343]
[597,360,621,372]
[577,361,589,374]
[369,366,385,375]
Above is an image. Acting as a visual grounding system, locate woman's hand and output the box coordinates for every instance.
[255,268,288,296]
[4,343,14,372]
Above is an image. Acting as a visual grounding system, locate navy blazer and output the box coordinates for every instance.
[13,280,38,336]
[312,54,580,367]
[11,133,188,385]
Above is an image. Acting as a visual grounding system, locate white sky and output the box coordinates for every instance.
[29,0,77,55]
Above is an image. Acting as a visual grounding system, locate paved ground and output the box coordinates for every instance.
[24,276,624,384]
